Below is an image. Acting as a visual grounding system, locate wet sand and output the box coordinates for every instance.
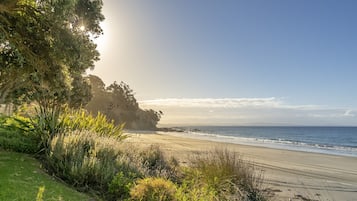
[124,132,357,201]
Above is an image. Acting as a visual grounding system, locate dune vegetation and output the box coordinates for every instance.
[0,110,269,201]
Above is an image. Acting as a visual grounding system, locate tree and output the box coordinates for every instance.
[134,109,163,130]
[0,0,104,108]
[85,74,111,114]
[0,0,104,151]
[106,81,139,125]
[85,75,162,130]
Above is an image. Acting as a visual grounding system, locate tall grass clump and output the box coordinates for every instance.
[1,106,126,155]
[60,108,126,139]
[139,145,180,181]
[45,130,123,193]
[184,149,267,201]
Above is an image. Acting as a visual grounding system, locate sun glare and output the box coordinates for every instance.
[94,21,109,54]
[79,25,85,31]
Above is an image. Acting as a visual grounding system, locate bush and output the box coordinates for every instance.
[0,128,38,153]
[175,179,217,201]
[60,108,126,139]
[108,170,140,200]
[0,115,39,153]
[45,130,123,193]
[130,177,177,201]
[185,149,267,201]
[1,106,126,155]
[139,145,180,181]
[0,113,34,133]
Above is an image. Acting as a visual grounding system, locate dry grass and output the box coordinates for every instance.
[185,148,268,201]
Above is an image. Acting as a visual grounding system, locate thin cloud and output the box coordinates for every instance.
[309,110,356,118]
[139,98,356,126]
[139,97,321,110]
[344,110,355,117]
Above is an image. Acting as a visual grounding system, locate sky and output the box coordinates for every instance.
[90,0,357,126]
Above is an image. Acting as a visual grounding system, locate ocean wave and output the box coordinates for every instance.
[168,130,357,157]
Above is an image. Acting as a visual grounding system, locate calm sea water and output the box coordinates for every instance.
[173,126,357,157]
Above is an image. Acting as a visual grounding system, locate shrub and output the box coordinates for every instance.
[1,105,66,154]
[185,149,267,201]
[108,170,140,200]
[130,177,177,201]
[60,108,126,139]
[0,128,38,153]
[139,145,180,181]
[0,115,39,153]
[175,179,217,201]
[45,130,123,193]
[1,106,126,155]
[0,113,34,133]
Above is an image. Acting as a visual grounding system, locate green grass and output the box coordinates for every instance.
[0,150,91,201]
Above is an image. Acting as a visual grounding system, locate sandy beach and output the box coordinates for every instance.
[124,132,357,201]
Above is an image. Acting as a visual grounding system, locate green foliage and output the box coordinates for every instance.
[0,150,91,201]
[0,115,39,153]
[130,177,177,201]
[86,75,162,130]
[108,171,140,200]
[68,74,92,108]
[44,130,179,200]
[139,145,180,181]
[134,109,163,130]
[2,105,65,154]
[0,0,103,108]
[0,114,32,133]
[175,179,217,201]
[45,130,124,193]
[0,128,38,153]
[0,105,67,154]
[0,105,125,154]
[185,149,268,201]
[32,105,63,153]
[60,107,126,139]
[1,110,269,201]
[140,145,167,170]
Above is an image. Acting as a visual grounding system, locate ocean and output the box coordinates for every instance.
[169,126,357,157]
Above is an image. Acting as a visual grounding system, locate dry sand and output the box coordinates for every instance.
[124,131,357,201]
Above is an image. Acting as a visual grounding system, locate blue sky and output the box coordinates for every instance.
[91,0,357,126]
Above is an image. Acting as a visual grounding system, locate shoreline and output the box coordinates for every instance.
[166,131,357,158]
[156,127,357,158]
[124,131,357,201]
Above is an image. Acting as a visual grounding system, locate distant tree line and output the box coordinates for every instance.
[85,75,162,130]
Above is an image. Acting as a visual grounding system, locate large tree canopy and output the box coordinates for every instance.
[0,0,104,108]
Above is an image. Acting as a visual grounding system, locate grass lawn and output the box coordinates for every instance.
[0,150,91,201]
